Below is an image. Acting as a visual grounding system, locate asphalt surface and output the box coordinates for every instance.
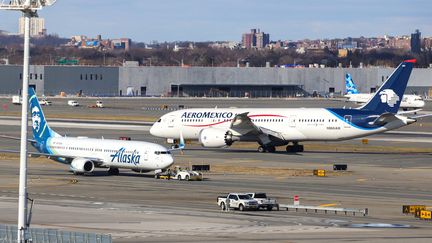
[1,98,432,242]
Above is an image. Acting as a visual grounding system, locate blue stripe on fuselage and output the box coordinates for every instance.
[326,108,381,131]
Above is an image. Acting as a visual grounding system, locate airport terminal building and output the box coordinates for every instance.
[1,64,431,97]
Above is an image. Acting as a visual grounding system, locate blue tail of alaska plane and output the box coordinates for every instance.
[345,74,359,94]
[29,88,59,152]
[360,59,415,114]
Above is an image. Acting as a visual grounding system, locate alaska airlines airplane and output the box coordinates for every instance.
[344,73,425,110]
[150,60,425,153]
[2,88,174,175]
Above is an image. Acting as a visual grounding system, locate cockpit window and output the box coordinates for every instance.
[155,151,171,155]
[157,119,161,122]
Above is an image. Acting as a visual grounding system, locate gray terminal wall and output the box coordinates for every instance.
[119,66,432,96]
[1,65,431,96]
[44,66,118,96]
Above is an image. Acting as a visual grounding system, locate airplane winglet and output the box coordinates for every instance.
[169,131,185,154]
[404,59,416,63]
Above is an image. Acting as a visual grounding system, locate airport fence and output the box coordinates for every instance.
[0,224,112,243]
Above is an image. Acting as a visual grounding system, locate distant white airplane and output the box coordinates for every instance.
[150,60,430,153]
[344,73,425,110]
[1,88,174,175]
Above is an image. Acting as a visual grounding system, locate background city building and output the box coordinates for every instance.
[18,17,45,37]
[411,29,421,53]
[242,29,269,49]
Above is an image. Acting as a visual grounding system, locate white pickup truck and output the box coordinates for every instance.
[217,193,259,211]
[247,192,279,211]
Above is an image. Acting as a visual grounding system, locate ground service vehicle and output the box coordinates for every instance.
[217,193,259,211]
[247,192,279,211]
[12,95,22,105]
[68,100,79,107]
[175,170,202,181]
[39,99,52,106]
[96,100,104,108]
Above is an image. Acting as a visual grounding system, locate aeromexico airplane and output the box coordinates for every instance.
[1,88,174,175]
[150,59,428,153]
[344,73,425,110]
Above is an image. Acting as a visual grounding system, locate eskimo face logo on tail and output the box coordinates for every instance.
[31,106,41,133]
[379,89,399,107]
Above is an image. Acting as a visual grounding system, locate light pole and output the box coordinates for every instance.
[0,1,57,242]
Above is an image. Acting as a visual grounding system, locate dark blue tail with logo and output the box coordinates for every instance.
[29,88,59,152]
[360,59,415,114]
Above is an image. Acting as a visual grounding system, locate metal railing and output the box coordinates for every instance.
[0,225,112,243]
[279,204,368,216]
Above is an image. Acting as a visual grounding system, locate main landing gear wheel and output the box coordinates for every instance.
[108,167,120,175]
[258,146,276,153]
[286,145,304,153]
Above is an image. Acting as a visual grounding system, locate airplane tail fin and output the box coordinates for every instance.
[29,88,59,147]
[345,74,359,94]
[359,59,415,114]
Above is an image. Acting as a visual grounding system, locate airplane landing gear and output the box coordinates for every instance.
[108,167,120,175]
[286,143,304,153]
[258,145,276,153]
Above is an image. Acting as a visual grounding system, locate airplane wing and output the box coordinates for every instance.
[229,112,285,145]
[230,112,260,135]
[0,149,104,165]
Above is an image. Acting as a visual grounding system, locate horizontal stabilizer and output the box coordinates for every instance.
[408,113,432,119]
[369,113,400,126]
[397,109,422,115]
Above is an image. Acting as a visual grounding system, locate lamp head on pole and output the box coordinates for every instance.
[0,0,57,10]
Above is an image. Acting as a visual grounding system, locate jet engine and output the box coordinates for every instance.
[199,128,234,148]
[69,158,94,173]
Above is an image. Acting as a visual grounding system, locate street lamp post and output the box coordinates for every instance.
[0,1,57,242]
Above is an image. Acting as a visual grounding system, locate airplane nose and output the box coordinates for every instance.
[165,155,174,168]
[149,124,157,136]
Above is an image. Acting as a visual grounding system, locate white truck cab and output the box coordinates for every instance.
[217,193,259,211]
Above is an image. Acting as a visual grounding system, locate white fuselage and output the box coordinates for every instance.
[45,136,174,171]
[345,93,425,109]
[150,108,409,142]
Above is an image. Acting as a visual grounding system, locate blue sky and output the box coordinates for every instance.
[0,0,431,42]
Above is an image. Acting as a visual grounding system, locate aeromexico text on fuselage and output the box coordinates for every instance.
[181,111,234,119]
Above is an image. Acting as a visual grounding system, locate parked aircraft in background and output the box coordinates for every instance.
[344,73,425,110]
[151,60,428,153]
[1,88,174,175]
